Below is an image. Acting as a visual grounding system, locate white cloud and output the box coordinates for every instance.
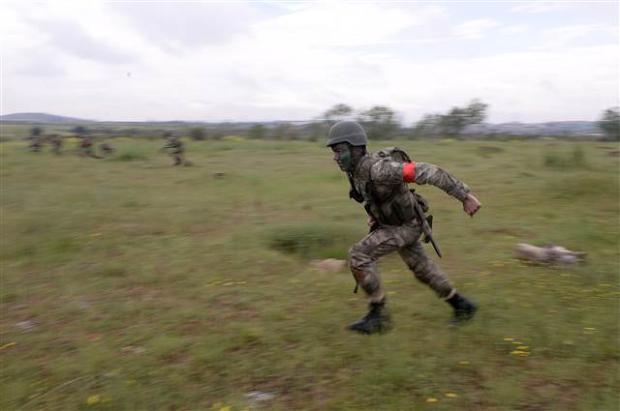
[534,24,607,49]
[510,3,572,14]
[1,1,618,123]
[452,18,501,40]
[499,24,530,35]
[380,45,618,122]
[106,3,272,53]
[249,2,437,48]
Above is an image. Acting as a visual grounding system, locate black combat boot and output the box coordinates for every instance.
[348,300,391,334]
[446,293,477,325]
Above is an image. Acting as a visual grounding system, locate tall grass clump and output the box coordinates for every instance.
[114,150,149,161]
[266,223,361,259]
[476,145,504,158]
[546,175,618,200]
[543,145,588,169]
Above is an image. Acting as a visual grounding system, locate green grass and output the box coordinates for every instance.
[1,138,619,410]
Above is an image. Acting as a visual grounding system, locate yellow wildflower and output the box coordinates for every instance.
[503,337,514,342]
[516,346,529,350]
[426,397,438,403]
[459,360,470,365]
[445,393,458,398]
[86,395,101,405]
[510,350,530,357]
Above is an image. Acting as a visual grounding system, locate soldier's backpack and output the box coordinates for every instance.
[375,147,429,213]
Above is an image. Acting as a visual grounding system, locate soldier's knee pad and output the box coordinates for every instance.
[348,244,370,270]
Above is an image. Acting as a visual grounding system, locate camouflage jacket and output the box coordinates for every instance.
[163,139,184,154]
[350,150,471,226]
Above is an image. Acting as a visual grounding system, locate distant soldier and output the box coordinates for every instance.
[99,142,115,157]
[28,127,43,152]
[78,134,101,158]
[49,135,63,155]
[161,133,187,166]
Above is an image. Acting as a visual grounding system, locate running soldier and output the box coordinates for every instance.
[99,142,115,157]
[77,134,101,158]
[161,133,186,166]
[49,135,63,155]
[28,127,43,152]
[327,121,481,334]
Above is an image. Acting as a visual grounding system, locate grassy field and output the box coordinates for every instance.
[1,138,618,410]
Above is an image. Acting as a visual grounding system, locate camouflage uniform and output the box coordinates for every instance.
[99,142,115,157]
[28,135,43,152]
[349,153,471,303]
[162,136,185,166]
[28,127,43,152]
[49,135,63,154]
[79,135,95,157]
[328,120,478,333]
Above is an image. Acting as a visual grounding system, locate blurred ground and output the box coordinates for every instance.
[1,138,618,410]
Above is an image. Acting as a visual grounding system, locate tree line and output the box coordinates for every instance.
[317,100,489,140]
[18,103,620,142]
[314,101,619,141]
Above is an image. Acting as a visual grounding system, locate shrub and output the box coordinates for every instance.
[543,146,587,169]
[266,223,361,259]
[114,151,148,161]
[476,145,504,158]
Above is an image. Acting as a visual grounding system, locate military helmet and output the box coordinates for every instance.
[326,121,368,147]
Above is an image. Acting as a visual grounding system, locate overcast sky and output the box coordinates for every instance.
[1,1,618,124]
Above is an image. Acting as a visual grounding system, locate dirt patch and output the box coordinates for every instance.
[474,227,531,237]
[522,378,582,410]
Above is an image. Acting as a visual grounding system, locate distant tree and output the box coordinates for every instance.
[411,114,443,139]
[71,125,90,136]
[248,124,266,140]
[307,120,328,142]
[30,126,42,136]
[271,123,296,140]
[324,103,354,124]
[287,124,300,140]
[357,105,400,140]
[598,107,620,141]
[189,127,207,141]
[439,99,488,138]
[413,99,488,139]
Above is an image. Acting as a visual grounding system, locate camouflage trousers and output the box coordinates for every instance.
[171,153,184,166]
[348,221,454,303]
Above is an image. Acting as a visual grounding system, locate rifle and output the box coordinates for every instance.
[347,173,378,293]
[413,199,442,258]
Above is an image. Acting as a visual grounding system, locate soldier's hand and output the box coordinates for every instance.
[463,193,481,217]
[367,216,376,227]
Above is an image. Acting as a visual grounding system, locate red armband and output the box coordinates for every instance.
[403,162,416,183]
